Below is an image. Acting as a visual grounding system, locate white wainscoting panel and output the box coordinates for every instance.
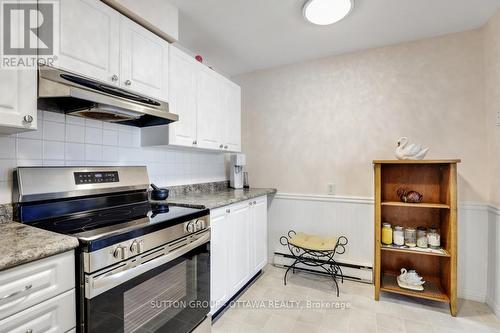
[268,193,490,302]
[487,205,500,317]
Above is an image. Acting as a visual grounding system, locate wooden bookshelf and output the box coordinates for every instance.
[373,160,460,316]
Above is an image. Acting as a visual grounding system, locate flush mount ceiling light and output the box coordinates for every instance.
[303,0,354,26]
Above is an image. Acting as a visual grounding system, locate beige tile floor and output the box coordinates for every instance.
[212,265,500,333]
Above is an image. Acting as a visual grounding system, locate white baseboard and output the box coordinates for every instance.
[487,297,500,317]
[459,289,486,303]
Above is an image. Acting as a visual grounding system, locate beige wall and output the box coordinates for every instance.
[235,29,488,202]
[485,11,500,206]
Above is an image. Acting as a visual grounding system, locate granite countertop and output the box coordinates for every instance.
[0,221,79,272]
[167,187,277,209]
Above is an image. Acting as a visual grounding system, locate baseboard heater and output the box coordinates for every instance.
[273,251,373,284]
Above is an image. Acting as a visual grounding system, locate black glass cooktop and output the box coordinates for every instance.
[28,202,208,251]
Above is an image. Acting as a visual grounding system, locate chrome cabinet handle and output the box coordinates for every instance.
[23,115,33,123]
[1,284,32,300]
[193,140,197,145]
[226,209,230,213]
[111,74,118,82]
[26,329,33,333]
[125,80,132,86]
[253,201,256,204]
[219,144,223,148]
[224,145,228,149]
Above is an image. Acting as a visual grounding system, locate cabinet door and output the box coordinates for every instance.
[210,208,230,314]
[0,252,74,320]
[252,196,268,272]
[168,47,197,147]
[196,65,222,150]
[224,80,241,152]
[55,0,120,84]
[229,202,252,294]
[0,67,36,135]
[0,289,75,333]
[120,16,169,101]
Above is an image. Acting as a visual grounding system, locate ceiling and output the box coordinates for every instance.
[169,0,500,76]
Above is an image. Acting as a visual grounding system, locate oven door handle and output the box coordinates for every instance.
[87,231,209,299]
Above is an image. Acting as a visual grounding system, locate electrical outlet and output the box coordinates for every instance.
[496,111,500,126]
[327,183,335,195]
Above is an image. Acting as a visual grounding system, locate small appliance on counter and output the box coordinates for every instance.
[230,153,246,189]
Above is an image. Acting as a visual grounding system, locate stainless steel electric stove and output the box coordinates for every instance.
[13,166,211,333]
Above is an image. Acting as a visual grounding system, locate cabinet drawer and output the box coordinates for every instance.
[0,252,75,320]
[0,289,75,333]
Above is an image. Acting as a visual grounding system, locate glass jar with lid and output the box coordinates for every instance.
[382,223,393,245]
[404,227,417,247]
[393,226,404,246]
[417,227,428,248]
[427,227,441,249]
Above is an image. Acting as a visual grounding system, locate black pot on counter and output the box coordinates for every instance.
[150,183,169,201]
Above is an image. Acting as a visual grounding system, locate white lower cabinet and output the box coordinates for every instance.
[228,201,252,295]
[210,196,268,314]
[0,289,76,333]
[210,209,230,313]
[251,196,268,272]
[0,251,76,332]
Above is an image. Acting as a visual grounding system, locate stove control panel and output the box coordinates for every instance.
[74,171,119,185]
[185,219,206,233]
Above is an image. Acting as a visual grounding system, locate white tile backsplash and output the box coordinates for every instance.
[85,126,103,145]
[17,138,42,160]
[43,141,65,160]
[65,143,85,160]
[85,144,102,161]
[43,111,65,123]
[0,137,16,159]
[0,113,227,203]
[102,129,118,146]
[65,124,85,143]
[43,120,65,142]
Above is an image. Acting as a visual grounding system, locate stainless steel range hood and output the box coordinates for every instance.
[37,66,178,127]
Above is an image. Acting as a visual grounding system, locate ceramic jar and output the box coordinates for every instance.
[382,223,393,245]
[404,227,417,247]
[393,226,404,246]
[417,227,428,248]
[427,228,441,249]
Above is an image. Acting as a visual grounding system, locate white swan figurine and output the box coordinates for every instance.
[395,137,429,160]
[397,268,425,291]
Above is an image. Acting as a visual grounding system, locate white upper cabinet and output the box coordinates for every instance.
[0,0,37,134]
[120,16,169,101]
[141,46,241,152]
[56,0,120,84]
[55,0,169,102]
[0,68,37,135]
[223,80,241,152]
[168,46,197,146]
[196,65,222,150]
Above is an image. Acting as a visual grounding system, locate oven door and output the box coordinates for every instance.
[84,230,210,333]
